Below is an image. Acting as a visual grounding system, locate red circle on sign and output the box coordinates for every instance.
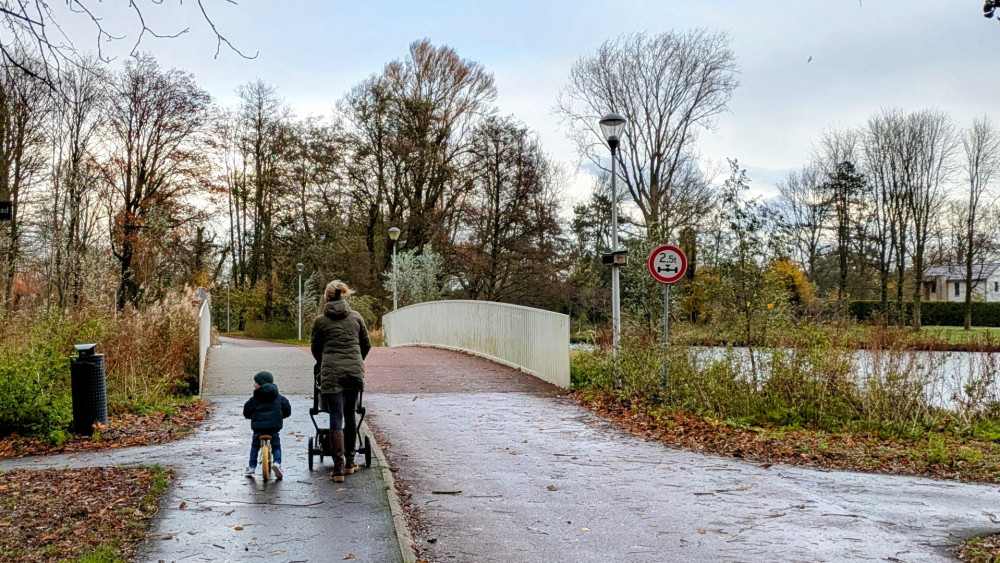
[648,245,687,284]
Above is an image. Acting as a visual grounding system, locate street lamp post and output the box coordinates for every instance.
[600,113,627,358]
[388,227,400,310]
[296,263,304,341]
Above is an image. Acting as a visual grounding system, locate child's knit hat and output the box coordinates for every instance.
[253,370,274,385]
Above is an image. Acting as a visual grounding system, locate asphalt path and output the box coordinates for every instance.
[364,346,1000,562]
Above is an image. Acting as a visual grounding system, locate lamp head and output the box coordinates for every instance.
[296,262,304,272]
[599,113,627,145]
[987,1,997,17]
[388,227,401,241]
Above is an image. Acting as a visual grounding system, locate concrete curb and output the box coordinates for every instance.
[362,419,418,563]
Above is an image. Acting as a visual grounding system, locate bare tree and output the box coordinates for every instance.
[0,57,50,307]
[48,56,107,306]
[340,74,404,281]
[210,109,249,290]
[453,115,566,307]
[814,124,861,173]
[772,165,830,282]
[556,29,739,239]
[907,109,957,329]
[379,40,496,252]
[235,79,291,318]
[959,116,1000,329]
[102,54,210,308]
[339,39,496,286]
[863,109,909,318]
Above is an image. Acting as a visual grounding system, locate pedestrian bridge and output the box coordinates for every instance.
[382,300,570,388]
[196,298,571,392]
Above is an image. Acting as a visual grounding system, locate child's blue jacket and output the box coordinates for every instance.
[243,382,291,432]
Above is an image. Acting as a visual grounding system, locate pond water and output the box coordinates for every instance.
[690,346,1000,412]
[572,343,1000,413]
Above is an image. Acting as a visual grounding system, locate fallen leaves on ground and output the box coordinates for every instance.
[573,392,1000,483]
[572,391,1000,561]
[0,466,171,562]
[0,400,210,458]
[365,416,431,562]
[958,534,1000,563]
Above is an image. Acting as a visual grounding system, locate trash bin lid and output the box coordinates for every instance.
[74,343,98,357]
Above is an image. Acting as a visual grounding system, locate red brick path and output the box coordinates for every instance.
[364,345,561,395]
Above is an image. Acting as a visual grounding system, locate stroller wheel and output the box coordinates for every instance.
[364,436,372,467]
[308,437,314,471]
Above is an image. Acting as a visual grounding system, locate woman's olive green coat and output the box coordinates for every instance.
[310,299,371,394]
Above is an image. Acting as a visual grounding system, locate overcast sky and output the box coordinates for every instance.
[64,1,1000,204]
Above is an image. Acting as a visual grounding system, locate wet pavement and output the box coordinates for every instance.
[364,346,1000,562]
[0,337,406,563]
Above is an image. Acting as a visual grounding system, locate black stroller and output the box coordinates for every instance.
[307,365,372,471]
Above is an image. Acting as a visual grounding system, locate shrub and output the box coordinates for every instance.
[0,290,202,441]
[0,348,72,441]
[98,294,202,405]
[570,349,611,390]
[850,299,1000,327]
[244,320,297,341]
[764,259,815,307]
[572,332,965,438]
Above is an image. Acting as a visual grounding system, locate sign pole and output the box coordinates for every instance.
[662,283,669,396]
[648,244,687,400]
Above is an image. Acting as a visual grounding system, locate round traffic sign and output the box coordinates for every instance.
[648,245,687,284]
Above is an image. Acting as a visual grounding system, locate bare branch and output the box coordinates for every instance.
[0,0,254,89]
[128,1,190,56]
[197,0,257,60]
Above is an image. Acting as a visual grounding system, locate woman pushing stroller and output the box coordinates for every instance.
[311,279,371,482]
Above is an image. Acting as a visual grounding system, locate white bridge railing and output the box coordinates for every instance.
[198,297,211,394]
[383,300,570,388]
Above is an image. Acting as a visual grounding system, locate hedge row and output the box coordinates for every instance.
[849,300,1000,326]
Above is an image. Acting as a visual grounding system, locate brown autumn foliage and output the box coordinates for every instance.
[575,392,1000,483]
[0,466,171,562]
[0,400,209,458]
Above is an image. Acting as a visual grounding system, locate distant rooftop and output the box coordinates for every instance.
[924,264,1000,281]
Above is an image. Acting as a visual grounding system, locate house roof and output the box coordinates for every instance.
[924,264,1000,281]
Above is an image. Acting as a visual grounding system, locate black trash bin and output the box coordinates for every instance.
[70,343,107,435]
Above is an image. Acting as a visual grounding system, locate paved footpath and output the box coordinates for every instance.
[0,337,407,563]
[364,346,1000,562]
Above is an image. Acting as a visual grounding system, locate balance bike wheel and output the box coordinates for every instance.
[261,447,272,480]
[364,436,372,467]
